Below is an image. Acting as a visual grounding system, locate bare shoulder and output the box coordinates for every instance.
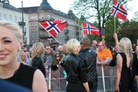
[116,53,122,64]
[33,69,48,92]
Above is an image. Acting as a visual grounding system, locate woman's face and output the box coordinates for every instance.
[55,54,61,60]
[0,26,19,66]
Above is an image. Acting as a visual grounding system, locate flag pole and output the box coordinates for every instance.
[50,34,61,45]
[114,17,116,33]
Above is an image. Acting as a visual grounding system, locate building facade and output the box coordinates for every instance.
[22,0,79,47]
[0,0,29,45]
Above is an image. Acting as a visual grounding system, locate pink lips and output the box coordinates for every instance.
[0,54,7,59]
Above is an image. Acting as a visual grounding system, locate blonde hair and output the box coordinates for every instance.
[0,20,23,52]
[31,42,45,59]
[119,37,132,56]
[67,38,80,54]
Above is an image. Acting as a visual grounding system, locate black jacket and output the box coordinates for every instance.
[79,48,98,82]
[62,53,88,83]
[32,57,46,77]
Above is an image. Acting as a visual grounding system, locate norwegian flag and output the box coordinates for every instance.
[82,23,100,36]
[40,20,67,36]
[112,0,127,21]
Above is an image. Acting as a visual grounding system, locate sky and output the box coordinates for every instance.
[9,0,138,20]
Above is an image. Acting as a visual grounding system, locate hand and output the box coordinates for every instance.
[113,33,118,40]
[114,86,119,92]
[134,75,138,80]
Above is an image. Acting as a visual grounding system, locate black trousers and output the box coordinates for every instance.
[66,82,86,92]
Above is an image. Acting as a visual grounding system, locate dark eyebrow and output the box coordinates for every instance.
[2,37,12,40]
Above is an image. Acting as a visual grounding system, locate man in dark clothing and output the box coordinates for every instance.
[79,38,98,92]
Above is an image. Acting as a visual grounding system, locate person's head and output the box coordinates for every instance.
[21,51,27,62]
[119,37,132,55]
[97,41,105,51]
[57,45,63,52]
[52,51,62,66]
[0,20,23,65]
[67,38,81,54]
[63,44,68,53]
[80,37,91,50]
[54,51,62,61]
[45,45,51,54]
[132,44,136,51]
[92,40,97,48]
[31,42,45,59]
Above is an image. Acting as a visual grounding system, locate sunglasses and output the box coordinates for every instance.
[46,48,50,50]
[55,55,60,57]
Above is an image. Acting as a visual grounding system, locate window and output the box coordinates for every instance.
[31,32,35,37]
[34,16,37,20]
[3,13,6,19]
[9,15,12,21]
[14,16,17,23]
[31,16,33,20]
[47,15,50,20]
[39,15,43,19]
[0,12,1,20]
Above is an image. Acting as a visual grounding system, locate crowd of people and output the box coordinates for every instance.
[0,20,138,92]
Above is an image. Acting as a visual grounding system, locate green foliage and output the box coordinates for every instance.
[72,0,133,44]
[105,20,138,46]
[72,0,130,29]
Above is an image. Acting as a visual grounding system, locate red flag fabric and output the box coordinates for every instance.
[112,0,127,21]
[40,20,67,36]
[82,23,100,36]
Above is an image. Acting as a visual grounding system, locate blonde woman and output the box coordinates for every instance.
[115,37,133,92]
[31,42,46,78]
[62,38,90,92]
[0,20,47,92]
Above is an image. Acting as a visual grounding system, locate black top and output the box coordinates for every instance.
[63,53,88,83]
[78,48,97,82]
[5,63,36,90]
[119,52,131,91]
[32,57,46,77]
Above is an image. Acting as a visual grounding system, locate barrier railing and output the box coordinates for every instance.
[45,65,116,92]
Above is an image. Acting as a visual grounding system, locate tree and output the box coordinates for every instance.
[72,0,131,30]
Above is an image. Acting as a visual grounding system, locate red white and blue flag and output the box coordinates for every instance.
[112,0,127,21]
[40,20,67,36]
[82,23,100,36]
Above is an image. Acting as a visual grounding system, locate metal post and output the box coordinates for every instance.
[48,67,51,90]
[21,1,25,44]
[101,65,106,92]
[78,17,81,41]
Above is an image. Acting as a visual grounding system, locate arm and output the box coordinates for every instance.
[113,33,120,51]
[33,69,48,92]
[105,49,113,64]
[79,59,90,92]
[97,57,104,65]
[115,54,122,91]
[83,82,90,92]
[113,33,119,46]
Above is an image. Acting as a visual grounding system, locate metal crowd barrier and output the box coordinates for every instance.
[45,65,116,92]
